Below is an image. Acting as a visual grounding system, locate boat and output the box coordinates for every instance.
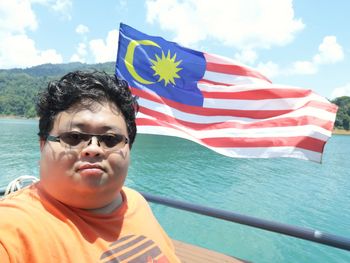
[1,176,350,262]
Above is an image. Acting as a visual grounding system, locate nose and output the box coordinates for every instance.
[81,136,103,157]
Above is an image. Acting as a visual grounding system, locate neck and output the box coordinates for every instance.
[85,192,123,214]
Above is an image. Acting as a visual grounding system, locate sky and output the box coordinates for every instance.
[0,0,349,100]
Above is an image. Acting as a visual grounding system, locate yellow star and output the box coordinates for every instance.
[150,50,182,86]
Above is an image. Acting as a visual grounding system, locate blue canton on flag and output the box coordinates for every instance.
[116,23,205,106]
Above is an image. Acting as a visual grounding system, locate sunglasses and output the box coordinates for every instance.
[46,131,129,150]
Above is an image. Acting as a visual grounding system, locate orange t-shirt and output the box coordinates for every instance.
[0,183,180,263]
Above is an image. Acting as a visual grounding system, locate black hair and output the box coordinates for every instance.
[36,70,139,148]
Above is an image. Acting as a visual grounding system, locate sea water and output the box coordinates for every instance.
[1,118,349,263]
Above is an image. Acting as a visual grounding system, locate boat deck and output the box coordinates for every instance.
[173,240,250,263]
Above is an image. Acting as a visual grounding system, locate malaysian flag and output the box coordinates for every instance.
[116,23,337,163]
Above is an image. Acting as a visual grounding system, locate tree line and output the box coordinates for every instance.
[333,96,350,130]
[0,62,349,130]
[0,62,115,118]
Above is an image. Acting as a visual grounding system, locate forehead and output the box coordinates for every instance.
[52,101,127,133]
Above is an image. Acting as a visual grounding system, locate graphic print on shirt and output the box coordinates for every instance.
[99,234,170,263]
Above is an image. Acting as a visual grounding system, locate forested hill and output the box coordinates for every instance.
[0,62,349,130]
[0,62,115,118]
[1,62,115,77]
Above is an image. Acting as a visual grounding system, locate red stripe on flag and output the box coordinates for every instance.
[198,79,234,87]
[205,61,272,83]
[201,136,325,153]
[138,106,335,131]
[202,88,313,100]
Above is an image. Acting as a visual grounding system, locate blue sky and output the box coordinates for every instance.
[0,0,349,99]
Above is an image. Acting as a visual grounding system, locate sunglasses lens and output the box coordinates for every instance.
[60,132,88,146]
[56,132,126,149]
[101,134,124,148]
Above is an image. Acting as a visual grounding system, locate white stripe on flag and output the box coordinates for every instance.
[137,97,336,123]
[136,125,322,162]
[203,93,330,110]
[202,71,270,85]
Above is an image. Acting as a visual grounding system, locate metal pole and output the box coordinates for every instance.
[140,191,350,252]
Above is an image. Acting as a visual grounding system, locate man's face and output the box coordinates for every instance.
[39,101,130,210]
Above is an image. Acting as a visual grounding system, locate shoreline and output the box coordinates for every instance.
[333,128,350,135]
[0,115,38,120]
[1,116,350,135]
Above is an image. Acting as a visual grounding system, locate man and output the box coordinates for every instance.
[0,70,180,263]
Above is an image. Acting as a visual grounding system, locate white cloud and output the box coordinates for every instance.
[29,0,73,20]
[70,30,119,64]
[51,0,72,20]
[146,0,304,49]
[0,34,62,68]
[312,36,344,65]
[234,49,258,65]
[145,0,344,82]
[273,36,344,77]
[69,43,87,63]
[0,0,63,69]
[289,60,317,75]
[88,30,119,63]
[331,83,350,99]
[256,61,280,79]
[0,0,37,34]
[76,24,89,35]
[119,0,127,8]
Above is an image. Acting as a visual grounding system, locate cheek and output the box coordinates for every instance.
[40,146,77,178]
[108,151,130,174]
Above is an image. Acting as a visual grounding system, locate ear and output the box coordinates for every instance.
[39,139,45,151]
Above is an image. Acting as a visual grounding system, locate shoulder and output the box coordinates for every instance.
[122,186,147,202]
[0,183,39,205]
[0,184,41,222]
[0,187,42,246]
[0,183,60,228]
[121,186,152,212]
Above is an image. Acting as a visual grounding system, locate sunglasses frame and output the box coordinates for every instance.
[46,131,129,150]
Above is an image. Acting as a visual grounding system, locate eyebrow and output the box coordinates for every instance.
[67,122,123,133]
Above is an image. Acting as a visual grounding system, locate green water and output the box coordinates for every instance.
[1,118,349,263]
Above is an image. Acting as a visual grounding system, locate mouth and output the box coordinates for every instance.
[77,163,105,176]
[78,163,104,170]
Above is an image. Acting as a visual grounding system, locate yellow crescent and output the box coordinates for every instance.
[125,39,160,85]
